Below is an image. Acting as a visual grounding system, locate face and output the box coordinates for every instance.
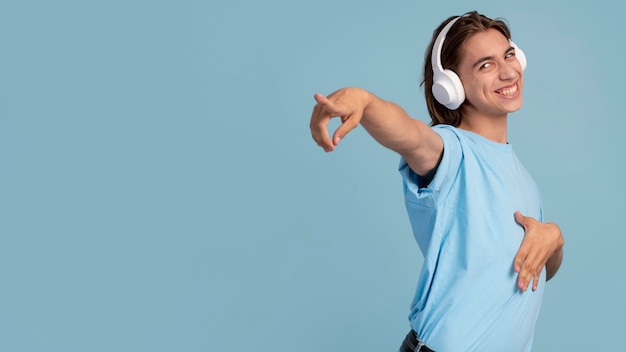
[457,28,524,119]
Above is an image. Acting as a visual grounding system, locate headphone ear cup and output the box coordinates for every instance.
[432,68,465,110]
[510,41,527,71]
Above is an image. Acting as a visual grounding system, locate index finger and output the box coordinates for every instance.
[314,93,351,116]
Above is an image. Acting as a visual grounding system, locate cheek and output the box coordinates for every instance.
[462,81,485,103]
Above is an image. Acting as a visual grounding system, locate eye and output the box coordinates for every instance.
[480,62,493,70]
[505,51,516,59]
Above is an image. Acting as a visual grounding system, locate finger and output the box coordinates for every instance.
[310,102,334,152]
[532,272,540,291]
[514,243,533,291]
[314,92,328,104]
[518,272,539,292]
[514,211,529,229]
[515,211,540,232]
[517,249,547,291]
[517,262,530,291]
[513,244,528,273]
[311,94,338,149]
[331,111,362,146]
[314,93,350,117]
[518,279,528,292]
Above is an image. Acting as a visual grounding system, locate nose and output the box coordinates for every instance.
[499,61,518,81]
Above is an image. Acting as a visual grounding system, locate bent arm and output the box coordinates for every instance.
[310,88,443,176]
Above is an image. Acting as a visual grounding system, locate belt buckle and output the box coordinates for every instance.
[414,341,426,352]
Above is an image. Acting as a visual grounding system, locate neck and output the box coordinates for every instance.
[457,112,508,144]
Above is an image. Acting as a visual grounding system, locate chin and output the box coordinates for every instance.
[506,96,523,113]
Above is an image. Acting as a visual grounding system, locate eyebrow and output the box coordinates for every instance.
[471,47,515,69]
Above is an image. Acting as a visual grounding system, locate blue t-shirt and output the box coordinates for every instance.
[399,125,545,352]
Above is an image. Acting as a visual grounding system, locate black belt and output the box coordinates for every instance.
[405,330,435,352]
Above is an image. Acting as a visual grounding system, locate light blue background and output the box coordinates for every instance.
[1,0,622,351]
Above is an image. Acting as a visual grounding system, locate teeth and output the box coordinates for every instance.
[497,85,517,96]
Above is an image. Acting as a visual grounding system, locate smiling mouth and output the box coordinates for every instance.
[495,83,518,96]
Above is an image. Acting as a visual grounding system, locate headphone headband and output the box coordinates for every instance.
[431,16,464,75]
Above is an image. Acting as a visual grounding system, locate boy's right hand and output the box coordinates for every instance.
[309,88,371,152]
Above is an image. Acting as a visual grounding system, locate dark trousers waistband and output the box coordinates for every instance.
[398,330,435,352]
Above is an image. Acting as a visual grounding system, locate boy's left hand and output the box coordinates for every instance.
[513,211,564,291]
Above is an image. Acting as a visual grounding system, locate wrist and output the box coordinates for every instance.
[351,88,377,117]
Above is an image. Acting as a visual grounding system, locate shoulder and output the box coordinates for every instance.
[399,125,464,196]
[431,125,464,159]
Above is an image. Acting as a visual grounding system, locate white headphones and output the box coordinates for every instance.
[431,16,527,110]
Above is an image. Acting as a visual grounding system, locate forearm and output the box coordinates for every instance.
[349,89,432,157]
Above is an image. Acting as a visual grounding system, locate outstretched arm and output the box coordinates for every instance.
[309,87,443,176]
[513,211,565,292]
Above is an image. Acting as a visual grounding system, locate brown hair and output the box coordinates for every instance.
[422,11,512,126]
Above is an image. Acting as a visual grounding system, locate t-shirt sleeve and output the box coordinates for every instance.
[398,125,463,207]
